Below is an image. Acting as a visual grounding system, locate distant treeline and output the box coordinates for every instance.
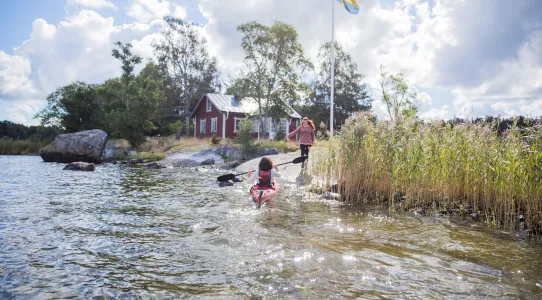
[446,116,542,134]
[0,120,59,141]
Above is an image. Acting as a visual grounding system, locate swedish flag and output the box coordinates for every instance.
[337,0,360,14]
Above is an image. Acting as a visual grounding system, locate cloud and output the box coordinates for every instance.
[127,0,187,23]
[0,9,163,124]
[66,0,118,10]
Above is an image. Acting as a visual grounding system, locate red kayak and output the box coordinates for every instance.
[250,180,278,207]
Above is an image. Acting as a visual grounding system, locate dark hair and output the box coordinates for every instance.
[259,156,273,171]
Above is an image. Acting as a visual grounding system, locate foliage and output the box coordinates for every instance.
[153,16,221,139]
[316,121,330,140]
[35,81,104,132]
[211,134,221,145]
[311,113,542,233]
[379,65,417,122]
[273,128,286,141]
[257,140,298,153]
[0,138,53,155]
[102,42,164,148]
[0,121,59,140]
[307,42,371,131]
[234,119,256,158]
[228,21,312,135]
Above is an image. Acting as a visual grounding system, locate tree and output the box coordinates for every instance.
[153,16,220,139]
[35,81,104,132]
[379,65,417,122]
[101,42,164,148]
[228,21,312,138]
[306,42,371,132]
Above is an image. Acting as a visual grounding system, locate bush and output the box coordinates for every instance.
[274,129,286,141]
[235,119,256,159]
[211,134,221,145]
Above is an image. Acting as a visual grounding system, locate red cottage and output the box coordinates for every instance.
[190,93,302,140]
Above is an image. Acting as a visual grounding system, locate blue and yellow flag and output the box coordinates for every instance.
[337,0,360,14]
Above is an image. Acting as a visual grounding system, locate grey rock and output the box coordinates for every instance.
[127,158,146,165]
[201,158,215,165]
[40,129,108,163]
[63,161,96,171]
[146,162,165,169]
[101,140,136,160]
[256,147,279,156]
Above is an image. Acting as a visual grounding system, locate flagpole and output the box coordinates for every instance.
[330,0,335,138]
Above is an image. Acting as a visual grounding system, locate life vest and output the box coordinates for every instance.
[257,170,273,187]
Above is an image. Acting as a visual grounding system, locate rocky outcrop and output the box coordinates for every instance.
[63,162,96,171]
[101,140,136,161]
[255,147,279,156]
[201,158,215,165]
[146,162,165,169]
[40,129,108,163]
[214,145,243,160]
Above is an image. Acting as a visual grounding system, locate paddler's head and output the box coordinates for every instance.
[259,156,273,171]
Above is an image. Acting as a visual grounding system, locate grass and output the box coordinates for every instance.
[256,140,299,153]
[310,112,542,233]
[0,139,51,155]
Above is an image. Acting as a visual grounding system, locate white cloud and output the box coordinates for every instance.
[66,0,118,10]
[127,0,187,23]
[0,9,162,124]
[3,0,542,125]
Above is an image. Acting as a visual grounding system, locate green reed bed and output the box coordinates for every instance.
[310,113,542,232]
[0,139,50,155]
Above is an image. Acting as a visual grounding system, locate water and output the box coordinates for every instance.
[1,156,541,299]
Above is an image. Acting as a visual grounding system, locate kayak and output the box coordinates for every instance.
[250,180,278,206]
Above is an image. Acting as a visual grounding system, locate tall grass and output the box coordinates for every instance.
[256,140,299,153]
[0,139,51,155]
[311,112,542,233]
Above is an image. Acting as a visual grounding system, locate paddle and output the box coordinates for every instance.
[216,156,308,182]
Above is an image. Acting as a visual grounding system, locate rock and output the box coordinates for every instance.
[146,162,165,169]
[221,160,241,170]
[255,147,279,157]
[219,181,234,187]
[40,129,108,163]
[214,145,243,160]
[470,211,482,222]
[171,159,199,168]
[101,140,135,160]
[201,158,215,166]
[127,158,146,165]
[63,162,95,171]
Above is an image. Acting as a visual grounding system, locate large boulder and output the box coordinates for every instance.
[39,129,108,163]
[63,162,96,171]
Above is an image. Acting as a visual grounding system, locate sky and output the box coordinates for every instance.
[1,0,541,125]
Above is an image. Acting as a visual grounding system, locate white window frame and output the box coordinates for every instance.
[234,117,244,133]
[211,117,217,133]
[200,119,206,134]
[206,99,212,112]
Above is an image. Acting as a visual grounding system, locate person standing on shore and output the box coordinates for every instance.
[287,117,316,160]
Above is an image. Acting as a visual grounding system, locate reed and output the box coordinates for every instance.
[0,139,51,155]
[310,112,542,233]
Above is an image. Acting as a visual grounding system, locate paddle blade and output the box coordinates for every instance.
[292,156,308,164]
[217,174,235,182]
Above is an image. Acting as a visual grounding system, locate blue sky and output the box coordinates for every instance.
[1,0,541,125]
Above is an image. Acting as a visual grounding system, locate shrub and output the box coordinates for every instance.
[235,119,256,159]
[211,134,221,145]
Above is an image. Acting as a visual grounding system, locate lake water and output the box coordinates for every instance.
[1,156,541,298]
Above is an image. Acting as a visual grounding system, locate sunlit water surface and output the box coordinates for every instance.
[1,156,541,299]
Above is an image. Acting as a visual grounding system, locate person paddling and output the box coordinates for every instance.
[247,156,281,187]
[287,117,315,160]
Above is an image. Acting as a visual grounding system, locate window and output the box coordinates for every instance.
[211,117,217,133]
[200,119,206,134]
[234,117,243,132]
[206,99,212,112]
[280,118,288,132]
